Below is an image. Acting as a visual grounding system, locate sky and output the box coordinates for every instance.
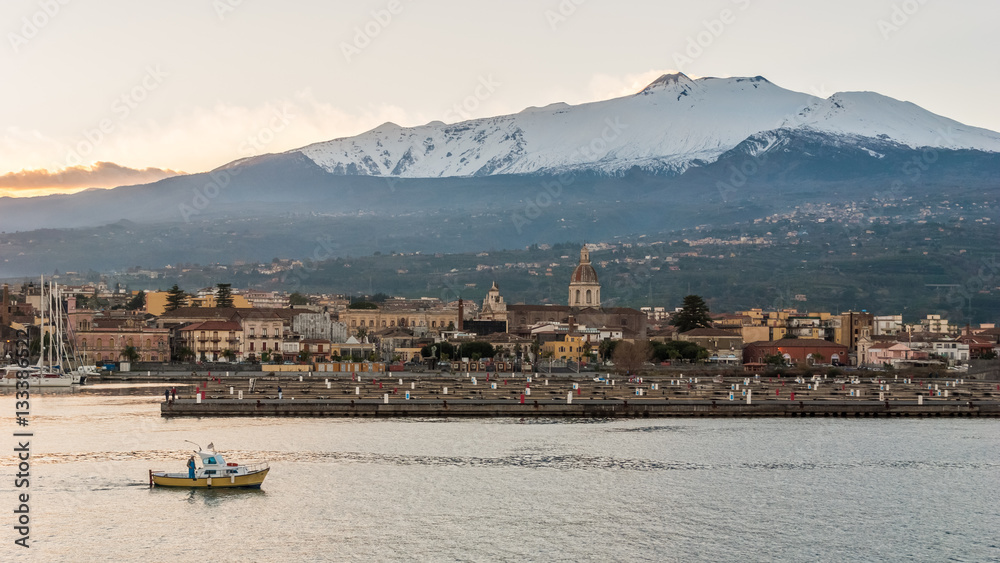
[1,0,998,197]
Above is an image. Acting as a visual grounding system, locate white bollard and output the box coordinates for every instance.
[355,387,360,395]
[747,389,752,405]
[944,390,949,398]
[399,379,403,385]
[327,381,331,389]
[567,392,573,404]
[879,392,885,401]
[526,388,531,396]
[411,382,415,390]
[299,376,303,382]
[918,394,923,405]
[443,387,448,395]
[238,390,243,399]
[229,386,234,394]
[196,394,202,404]
[545,380,549,386]
[384,393,389,404]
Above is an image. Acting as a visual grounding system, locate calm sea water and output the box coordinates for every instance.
[2,384,999,562]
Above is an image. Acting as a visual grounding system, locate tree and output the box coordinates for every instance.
[261,351,271,363]
[650,340,708,362]
[458,341,495,360]
[348,301,378,310]
[671,295,713,332]
[120,345,140,363]
[222,349,237,362]
[764,354,786,366]
[215,283,234,308]
[421,342,456,360]
[125,291,146,311]
[289,292,309,306]
[165,285,187,312]
[298,350,312,363]
[599,339,618,362]
[176,346,195,362]
[612,340,652,374]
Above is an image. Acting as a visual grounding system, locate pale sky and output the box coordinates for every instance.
[2,0,998,196]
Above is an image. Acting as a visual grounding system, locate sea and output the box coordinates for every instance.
[1,383,998,562]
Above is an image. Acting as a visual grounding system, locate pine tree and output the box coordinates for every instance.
[671,294,713,332]
[215,283,234,308]
[165,285,187,312]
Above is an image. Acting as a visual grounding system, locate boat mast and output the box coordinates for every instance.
[38,275,46,369]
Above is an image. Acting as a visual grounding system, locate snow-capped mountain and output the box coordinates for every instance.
[293,72,1000,178]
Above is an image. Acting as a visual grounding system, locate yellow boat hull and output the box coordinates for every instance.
[151,468,269,488]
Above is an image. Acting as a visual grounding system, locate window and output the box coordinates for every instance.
[575,290,581,304]
[586,290,592,304]
[263,328,268,337]
[250,328,256,337]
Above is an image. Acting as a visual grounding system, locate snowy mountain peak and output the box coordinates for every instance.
[638,72,695,95]
[292,73,1000,179]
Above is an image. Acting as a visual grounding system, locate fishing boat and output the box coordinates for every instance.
[149,442,269,488]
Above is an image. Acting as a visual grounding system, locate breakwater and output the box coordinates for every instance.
[160,371,1000,418]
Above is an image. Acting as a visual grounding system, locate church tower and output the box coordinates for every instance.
[481,281,507,321]
[568,246,600,308]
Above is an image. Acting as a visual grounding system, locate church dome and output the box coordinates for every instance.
[571,262,599,284]
[570,246,600,284]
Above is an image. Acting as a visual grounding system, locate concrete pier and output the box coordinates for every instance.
[159,372,1000,418]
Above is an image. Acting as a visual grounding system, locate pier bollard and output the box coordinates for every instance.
[545,380,549,386]
[355,387,360,395]
[399,379,403,385]
[238,390,243,399]
[918,394,923,405]
[230,386,234,395]
[567,392,573,404]
[577,388,581,396]
[472,377,477,385]
[729,393,733,401]
[443,387,448,395]
[573,383,579,390]
[147,371,151,377]
[526,388,531,396]
[384,394,389,404]
[196,394,202,404]
[520,394,525,404]
[411,382,415,390]
[491,383,497,390]
[327,381,331,389]
[405,392,410,400]
[299,376,303,382]
[747,390,752,405]
[226,371,230,377]
[945,390,949,398]
[880,392,884,401]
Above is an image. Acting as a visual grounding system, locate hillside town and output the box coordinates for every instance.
[3,246,998,374]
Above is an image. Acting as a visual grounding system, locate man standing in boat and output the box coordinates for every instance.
[187,456,196,480]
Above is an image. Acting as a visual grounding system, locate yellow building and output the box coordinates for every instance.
[146,291,251,316]
[542,334,587,362]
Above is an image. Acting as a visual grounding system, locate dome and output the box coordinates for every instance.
[570,246,598,284]
[571,263,599,284]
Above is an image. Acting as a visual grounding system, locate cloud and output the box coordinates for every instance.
[0,162,183,197]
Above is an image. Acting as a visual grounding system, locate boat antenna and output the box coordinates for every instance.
[184,440,202,452]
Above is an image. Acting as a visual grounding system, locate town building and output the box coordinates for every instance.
[742,339,849,367]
